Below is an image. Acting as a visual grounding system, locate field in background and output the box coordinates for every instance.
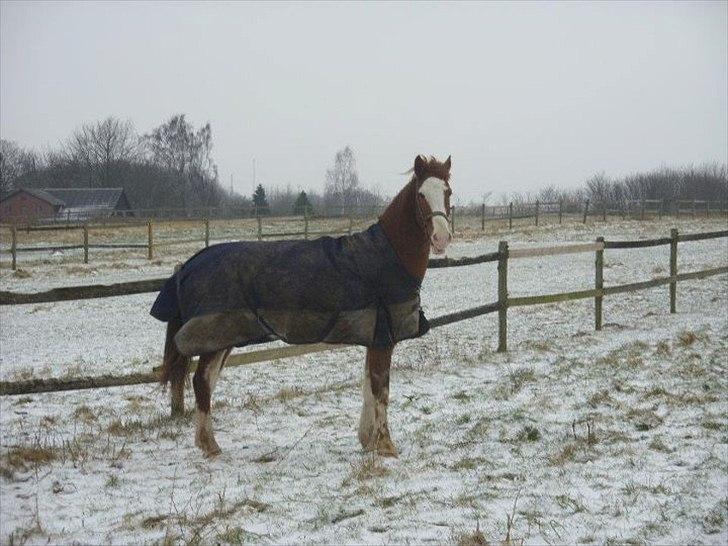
[0,217,726,544]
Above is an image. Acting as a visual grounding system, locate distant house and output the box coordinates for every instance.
[0,187,133,224]
[0,188,65,223]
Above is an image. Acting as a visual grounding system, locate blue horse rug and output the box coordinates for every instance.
[150,223,430,356]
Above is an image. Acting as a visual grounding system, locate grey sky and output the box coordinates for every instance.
[1,1,726,203]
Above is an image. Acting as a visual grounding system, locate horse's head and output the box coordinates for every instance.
[413,154,453,255]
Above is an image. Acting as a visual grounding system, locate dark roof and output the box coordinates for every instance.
[41,188,126,209]
[0,187,65,206]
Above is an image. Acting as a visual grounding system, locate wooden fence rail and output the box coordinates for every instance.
[2,216,366,270]
[4,202,727,270]
[0,252,505,305]
[0,228,726,396]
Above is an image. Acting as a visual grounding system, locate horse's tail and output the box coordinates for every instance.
[159,316,190,387]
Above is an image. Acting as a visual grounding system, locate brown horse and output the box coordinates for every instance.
[156,154,453,457]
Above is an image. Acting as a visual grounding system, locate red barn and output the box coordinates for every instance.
[0,187,134,224]
[0,188,63,223]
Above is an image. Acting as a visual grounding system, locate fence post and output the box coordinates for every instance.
[304,209,309,240]
[670,228,678,314]
[602,201,607,222]
[508,202,513,230]
[535,200,539,226]
[583,199,589,224]
[450,206,456,235]
[481,203,485,231]
[640,199,645,221]
[497,240,509,352]
[257,214,262,241]
[147,220,154,260]
[11,225,17,270]
[204,218,210,248]
[595,236,604,331]
[83,224,89,264]
[558,200,563,224]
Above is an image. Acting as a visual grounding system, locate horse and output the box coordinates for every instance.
[152,154,453,457]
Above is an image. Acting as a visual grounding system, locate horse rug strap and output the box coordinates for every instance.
[150,223,430,356]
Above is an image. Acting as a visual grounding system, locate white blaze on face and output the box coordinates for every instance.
[419,177,452,254]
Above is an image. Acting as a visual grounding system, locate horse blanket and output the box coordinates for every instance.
[150,223,430,356]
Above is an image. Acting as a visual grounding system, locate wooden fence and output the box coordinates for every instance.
[3,199,726,270]
[465,198,728,230]
[1,214,364,271]
[0,228,725,396]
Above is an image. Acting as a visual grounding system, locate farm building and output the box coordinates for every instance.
[0,187,133,223]
[0,187,64,223]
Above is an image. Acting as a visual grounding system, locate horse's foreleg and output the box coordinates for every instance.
[192,348,232,457]
[359,345,398,457]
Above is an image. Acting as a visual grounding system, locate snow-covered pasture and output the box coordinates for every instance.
[0,218,726,545]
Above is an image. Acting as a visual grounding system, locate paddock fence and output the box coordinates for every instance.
[0,228,726,396]
[2,199,726,270]
[0,214,368,271]
[457,199,728,231]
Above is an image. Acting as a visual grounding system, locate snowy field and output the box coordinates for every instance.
[0,217,727,545]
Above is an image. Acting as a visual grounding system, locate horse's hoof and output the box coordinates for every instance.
[376,437,399,458]
[200,438,221,457]
[204,446,222,458]
[196,431,221,456]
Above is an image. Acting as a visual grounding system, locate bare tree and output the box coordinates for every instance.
[65,117,141,187]
[144,114,218,212]
[0,139,41,194]
[0,140,22,194]
[325,146,360,214]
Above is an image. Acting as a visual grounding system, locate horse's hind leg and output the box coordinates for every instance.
[170,369,186,417]
[358,345,398,457]
[193,348,232,456]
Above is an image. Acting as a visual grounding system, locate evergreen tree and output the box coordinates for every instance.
[252,183,270,215]
[293,190,313,216]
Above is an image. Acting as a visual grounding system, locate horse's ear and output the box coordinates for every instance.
[444,155,451,171]
[414,155,427,179]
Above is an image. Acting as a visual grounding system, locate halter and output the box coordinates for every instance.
[415,181,451,235]
[425,210,449,221]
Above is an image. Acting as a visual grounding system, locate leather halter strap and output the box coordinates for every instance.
[425,210,449,221]
[415,182,450,233]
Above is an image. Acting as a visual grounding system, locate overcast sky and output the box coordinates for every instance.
[1,1,726,202]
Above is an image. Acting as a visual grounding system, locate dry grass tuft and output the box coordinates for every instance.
[73,405,97,423]
[678,330,698,347]
[523,339,551,352]
[2,445,57,475]
[588,390,615,408]
[452,456,489,471]
[345,455,390,483]
[654,340,671,357]
[626,408,663,431]
[517,425,541,442]
[455,522,490,546]
[274,386,305,402]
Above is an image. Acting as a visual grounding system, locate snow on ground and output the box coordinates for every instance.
[0,217,727,545]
